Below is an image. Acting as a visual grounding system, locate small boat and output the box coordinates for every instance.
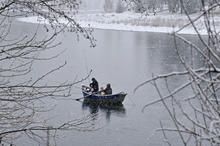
[82,85,127,105]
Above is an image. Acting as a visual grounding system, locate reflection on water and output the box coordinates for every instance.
[82,101,126,122]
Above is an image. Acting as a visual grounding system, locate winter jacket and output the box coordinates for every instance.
[90,79,99,92]
[104,84,112,95]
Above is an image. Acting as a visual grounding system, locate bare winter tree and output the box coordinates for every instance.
[132,0,220,145]
[0,0,97,145]
[122,0,143,13]
[116,0,127,13]
[104,0,114,13]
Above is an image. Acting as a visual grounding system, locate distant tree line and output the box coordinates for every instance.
[123,0,220,14]
[104,0,127,13]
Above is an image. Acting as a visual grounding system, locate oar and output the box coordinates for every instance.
[74,91,101,101]
[75,97,84,101]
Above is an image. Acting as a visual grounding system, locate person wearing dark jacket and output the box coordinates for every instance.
[89,78,99,92]
[103,83,112,95]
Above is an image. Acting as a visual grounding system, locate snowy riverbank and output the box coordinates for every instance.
[17,12,220,35]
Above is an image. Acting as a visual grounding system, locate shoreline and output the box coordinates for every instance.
[17,12,219,35]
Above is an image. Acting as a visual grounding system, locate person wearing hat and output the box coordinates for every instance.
[103,83,112,95]
[89,78,99,92]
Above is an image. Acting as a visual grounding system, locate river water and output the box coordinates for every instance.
[12,21,202,146]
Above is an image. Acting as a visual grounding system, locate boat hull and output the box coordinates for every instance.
[82,86,126,104]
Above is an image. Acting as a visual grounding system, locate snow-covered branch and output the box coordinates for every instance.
[133,0,220,145]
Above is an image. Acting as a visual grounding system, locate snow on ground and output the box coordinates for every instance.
[17,11,220,35]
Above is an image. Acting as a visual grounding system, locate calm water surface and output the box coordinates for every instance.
[13,21,202,146]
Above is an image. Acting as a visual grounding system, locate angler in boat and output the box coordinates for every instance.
[101,83,112,95]
[89,78,99,93]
